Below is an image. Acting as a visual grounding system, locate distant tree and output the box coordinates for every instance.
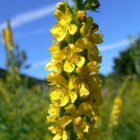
[113,35,140,80]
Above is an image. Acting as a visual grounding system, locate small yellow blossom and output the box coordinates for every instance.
[59,103,93,139]
[46,101,60,122]
[49,75,77,106]
[50,8,77,41]
[45,58,63,75]
[48,121,67,140]
[73,61,101,96]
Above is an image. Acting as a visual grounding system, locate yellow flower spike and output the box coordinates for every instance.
[50,8,77,41]
[77,11,86,20]
[46,1,103,139]
[109,96,123,127]
[5,24,13,50]
[1,30,6,44]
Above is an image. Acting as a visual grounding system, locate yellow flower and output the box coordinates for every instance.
[64,38,87,73]
[52,38,87,73]
[80,16,103,44]
[49,42,60,54]
[80,16,93,37]
[45,58,63,75]
[46,101,60,122]
[49,75,77,106]
[59,103,94,139]
[50,8,77,41]
[77,11,86,20]
[73,61,101,96]
[82,40,100,62]
[48,121,67,140]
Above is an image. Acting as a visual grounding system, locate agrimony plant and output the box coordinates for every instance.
[45,0,103,139]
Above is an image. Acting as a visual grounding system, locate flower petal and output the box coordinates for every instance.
[49,89,61,101]
[68,24,77,35]
[49,43,60,54]
[54,9,64,21]
[75,55,85,67]
[64,57,75,73]
[73,117,82,125]
[53,133,62,140]
[65,8,72,22]
[87,75,102,89]
[48,125,57,134]
[75,126,85,140]
[79,80,89,97]
[84,61,100,74]
[74,38,87,52]
[69,91,77,103]
[68,75,75,89]
[59,116,73,128]
[65,104,77,115]
[60,93,69,107]
[52,50,66,61]
[78,102,92,116]
[80,16,93,36]
[63,130,67,140]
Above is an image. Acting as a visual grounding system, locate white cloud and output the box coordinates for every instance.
[0,4,56,30]
[31,59,50,69]
[99,40,129,51]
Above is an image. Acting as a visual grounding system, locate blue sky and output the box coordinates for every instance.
[0,0,140,79]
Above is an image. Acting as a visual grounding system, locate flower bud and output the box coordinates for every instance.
[77,11,86,20]
[57,1,65,10]
[91,1,100,10]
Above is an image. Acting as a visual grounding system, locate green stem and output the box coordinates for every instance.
[74,0,83,12]
[70,128,77,140]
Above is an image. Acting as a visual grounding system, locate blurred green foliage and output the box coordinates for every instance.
[113,36,140,81]
[0,76,53,140]
[97,78,140,140]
